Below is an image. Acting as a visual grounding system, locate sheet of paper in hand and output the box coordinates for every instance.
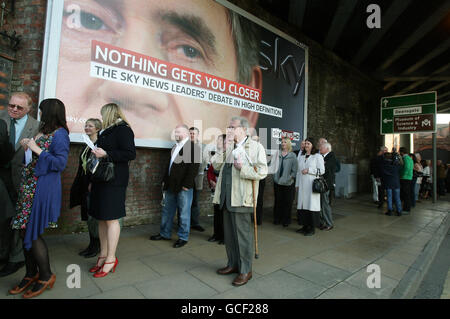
[82,134,96,150]
[25,148,32,166]
[232,146,253,166]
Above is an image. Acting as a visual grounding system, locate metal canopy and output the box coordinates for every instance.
[259,0,450,113]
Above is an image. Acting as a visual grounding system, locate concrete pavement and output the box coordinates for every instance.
[1,195,448,299]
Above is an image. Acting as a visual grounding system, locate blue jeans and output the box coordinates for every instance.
[190,189,201,227]
[411,178,417,207]
[386,188,402,213]
[414,183,420,201]
[160,189,193,241]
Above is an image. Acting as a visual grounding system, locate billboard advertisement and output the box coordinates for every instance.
[41,0,308,150]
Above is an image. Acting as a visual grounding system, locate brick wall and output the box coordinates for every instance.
[5,0,380,233]
[4,0,46,110]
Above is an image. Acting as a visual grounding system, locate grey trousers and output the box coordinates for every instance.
[320,190,333,227]
[223,208,254,274]
[0,218,24,263]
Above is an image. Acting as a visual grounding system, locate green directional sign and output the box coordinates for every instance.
[380,91,437,135]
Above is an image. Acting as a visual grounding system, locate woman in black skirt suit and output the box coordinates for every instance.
[89,103,136,278]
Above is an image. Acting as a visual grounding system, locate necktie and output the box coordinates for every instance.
[9,118,16,147]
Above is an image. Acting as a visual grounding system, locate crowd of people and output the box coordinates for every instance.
[0,93,136,297]
[3,92,446,297]
[0,92,341,294]
[370,146,448,216]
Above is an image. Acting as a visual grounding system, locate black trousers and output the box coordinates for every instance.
[378,182,385,204]
[273,183,295,225]
[255,178,265,225]
[213,204,224,240]
[297,209,320,229]
[400,179,412,211]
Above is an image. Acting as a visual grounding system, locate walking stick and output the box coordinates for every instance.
[252,170,259,259]
[240,149,259,259]
[252,180,259,259]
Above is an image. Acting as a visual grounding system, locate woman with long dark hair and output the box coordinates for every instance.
[8,98,70,298]
[88,103,136,278]
[295,137,325,236]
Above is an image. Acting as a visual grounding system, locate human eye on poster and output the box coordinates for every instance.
[44,0,307,150]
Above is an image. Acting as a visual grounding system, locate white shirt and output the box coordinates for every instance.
[169,137,189,174]
[321,152,329,158]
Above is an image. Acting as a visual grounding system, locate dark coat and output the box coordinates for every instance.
[70,145,94,221]
[0,119,15,220]
[163,141,200,194]
[323,151,336,191]
[0,110,40,191]
[89,121,136,220]
[0,119,14,166]
[381,154,402,189]
[370,155,384,178]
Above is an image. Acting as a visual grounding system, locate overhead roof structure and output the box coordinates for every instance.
[258,0,450,113]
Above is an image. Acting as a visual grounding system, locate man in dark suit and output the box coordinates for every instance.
[150,124,200,248]
[319,142,336,231]
[0,92,40,277]
[0,119,15,225]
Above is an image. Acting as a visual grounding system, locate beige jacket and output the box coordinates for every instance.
[211,137,267,208]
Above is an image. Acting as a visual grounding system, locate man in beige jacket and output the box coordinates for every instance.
[211,116,267,286]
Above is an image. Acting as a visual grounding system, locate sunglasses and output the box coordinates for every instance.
[8,104,26,111]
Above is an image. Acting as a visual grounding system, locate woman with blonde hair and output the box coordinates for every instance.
[70,118,102,258]
[273,138,298,227]
[88,103,136,278]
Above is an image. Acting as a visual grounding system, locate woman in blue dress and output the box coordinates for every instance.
[8,98,70,298]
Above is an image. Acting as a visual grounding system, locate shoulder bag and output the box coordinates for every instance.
[91,154,115,183]
[312,169,328,194]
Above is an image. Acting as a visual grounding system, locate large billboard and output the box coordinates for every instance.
[40,0,308,150]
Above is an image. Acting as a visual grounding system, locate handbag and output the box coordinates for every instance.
[413,170,423,179]
[91,155,115,183]
[312,169,328,194]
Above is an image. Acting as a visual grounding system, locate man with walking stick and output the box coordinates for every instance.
[211,117,267,286]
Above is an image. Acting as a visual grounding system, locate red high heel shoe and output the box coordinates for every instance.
[93,258,118,278]
[89,256,106,273]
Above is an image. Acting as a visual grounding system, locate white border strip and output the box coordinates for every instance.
[39,0,64,109]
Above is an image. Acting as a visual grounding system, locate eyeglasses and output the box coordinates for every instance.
[8,104,26,111]
[226,126,241,130]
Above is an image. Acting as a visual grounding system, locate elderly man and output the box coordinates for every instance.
[318,138,327,148]
[211,116,267,286]
[150,124,200,248]
[319,142,336,231]
[0,92,39,277]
